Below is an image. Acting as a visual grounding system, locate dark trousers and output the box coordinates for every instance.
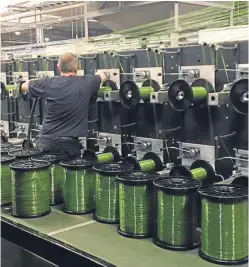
[36,136,82,158]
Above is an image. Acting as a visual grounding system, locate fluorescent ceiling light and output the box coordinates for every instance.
[45,37,50,42]
[15,31,20,35]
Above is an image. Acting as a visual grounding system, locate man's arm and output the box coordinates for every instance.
[20,79,47,98]
[89,71,107,95]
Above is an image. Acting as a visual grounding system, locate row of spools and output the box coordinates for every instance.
[0,144,248,266]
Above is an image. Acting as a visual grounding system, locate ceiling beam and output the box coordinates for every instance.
[176,1,234,10]
[1,1,158,33]
[0,2,85,22]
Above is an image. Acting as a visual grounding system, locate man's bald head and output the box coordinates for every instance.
[57,52,78,74]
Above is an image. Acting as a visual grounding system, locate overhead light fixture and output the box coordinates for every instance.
[15,31,20,35]
[45,37,50,42]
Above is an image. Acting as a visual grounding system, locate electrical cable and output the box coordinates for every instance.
[10,160,51,218]
[61,158,97,214]
[153,177,201,250]
[32,153,67,205]
[0,155,15,206]
[198,184,248,265]
[117,171,159,238]
[93,163,134,223]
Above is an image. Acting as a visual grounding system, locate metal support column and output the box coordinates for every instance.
[36,28,44,43]
[174,3,179,31]
[84,1,89,40]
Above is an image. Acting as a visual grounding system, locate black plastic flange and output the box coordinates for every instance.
[119,80,140,108]
[168,79,193,111]
[82,149,98,160]
[103,146,121,162]
[169,165,191,177]
[123,156,141,170]
[143,152,163,171]
[230,78,248,115]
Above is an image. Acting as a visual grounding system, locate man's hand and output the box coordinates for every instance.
[95,71,107,83]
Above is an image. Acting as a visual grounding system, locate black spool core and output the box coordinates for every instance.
[230,78,248,115]
[119,79,160,108]
[90,79,118,104]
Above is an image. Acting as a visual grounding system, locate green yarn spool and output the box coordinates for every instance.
[153,177,201,250]
[61,158,97,214]
[192,86,208,100]
[97,86,112,97]
[139,86,154,99]
[1,155,15,206]
[93,163,134,223]
[32,153,67,205]
[198,184,248,265]
[117,171,159,238]
[139,160,156,172]
[191,168,207,181]
[97,152,114,163]
[10,160,51,218]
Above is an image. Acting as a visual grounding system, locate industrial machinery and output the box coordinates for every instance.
[1,40,248,267]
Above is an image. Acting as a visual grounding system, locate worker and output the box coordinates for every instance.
[20,52,107,158]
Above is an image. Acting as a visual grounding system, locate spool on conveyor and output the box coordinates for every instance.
[119,79,160,108]
[230,78,248,115]
[90,79,118,104]
[168,78,214,111]
[170,159,223,185]
[123,152,163,172]
[82,146,121,163]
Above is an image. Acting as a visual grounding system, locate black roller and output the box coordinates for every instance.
[1,82,7,100]
[168,79,193,111]
[90,79,118,104]
[230,79,248,115]
[119,80,140,108]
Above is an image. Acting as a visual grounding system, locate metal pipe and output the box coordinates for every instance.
[84,1,89,40]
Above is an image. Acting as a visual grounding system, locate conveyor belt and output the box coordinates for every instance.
[1,205,247,267]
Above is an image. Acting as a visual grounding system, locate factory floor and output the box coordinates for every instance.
[1,205,246,267]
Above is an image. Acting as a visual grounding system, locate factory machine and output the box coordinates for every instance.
[1,40,248,267]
